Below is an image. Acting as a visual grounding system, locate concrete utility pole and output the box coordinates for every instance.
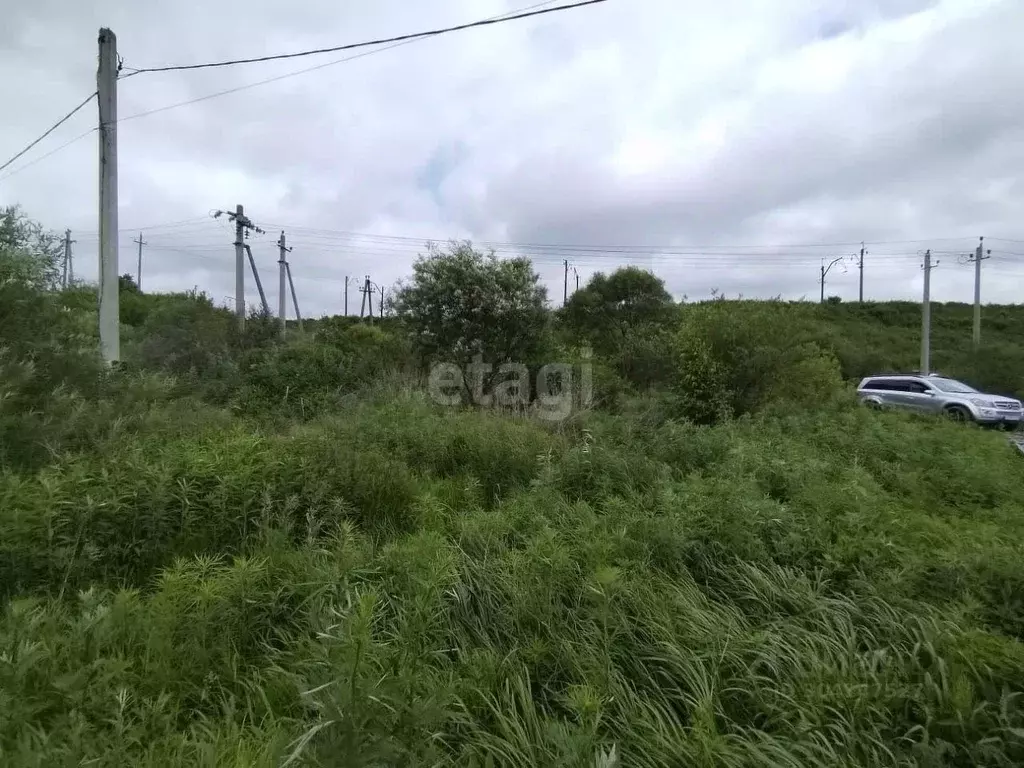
[286,261,302,331]
[819,256,845,304]
[858,243,867,303]
[968,236,990,350]
[213,206,263,327]
[233,204,245,326]
[359,276,374,320]
[62,229,74,288]
[380,285,385,319]
[921,249,939,374]
[344,275,349,315]
[134,232,146,290]
[574,266,580,292]
[277,231,291,335]
[243,244,270,316]
[97,27,119,363]
[563,259,569,305]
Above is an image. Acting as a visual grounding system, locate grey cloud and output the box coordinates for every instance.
[3,0,1023,315]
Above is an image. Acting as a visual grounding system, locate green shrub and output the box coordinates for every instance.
[237,323,411,418]
[137,296,235,378]
[671,301,843,423]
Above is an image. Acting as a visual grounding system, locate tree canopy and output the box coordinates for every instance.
[0,205,64,289]
[391,241,549,369]
[562,266,674,352]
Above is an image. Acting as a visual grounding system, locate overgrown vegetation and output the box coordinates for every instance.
[2,223,1024,766]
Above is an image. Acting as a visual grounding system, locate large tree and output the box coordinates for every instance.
[391,241,549,385]
[562,266,674,349]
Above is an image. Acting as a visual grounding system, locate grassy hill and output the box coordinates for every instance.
[817,301,1024,398]
[2,261,1024,765]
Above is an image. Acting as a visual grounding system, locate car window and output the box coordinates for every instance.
[905,381,931,394]
[864,379,892,390]
[928,377,978,394]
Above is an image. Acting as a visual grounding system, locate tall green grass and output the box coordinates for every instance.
[4,267,1024,764]
[3,396,1024,766]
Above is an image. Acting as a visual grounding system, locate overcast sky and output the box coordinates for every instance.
[2,0,1023,317]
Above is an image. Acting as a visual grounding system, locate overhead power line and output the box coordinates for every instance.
[0,91,97,175]
[121,0,608,77]
[0,128,97,183]
[257,222,980,252]
[1,3,588,177]
[113,1,572,125]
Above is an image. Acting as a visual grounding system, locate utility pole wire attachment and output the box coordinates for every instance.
[213,208,265,236]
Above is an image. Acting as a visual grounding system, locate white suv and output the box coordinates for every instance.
[857,374,1023,428]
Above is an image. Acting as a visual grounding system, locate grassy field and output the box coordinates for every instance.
[2,267,1024,765]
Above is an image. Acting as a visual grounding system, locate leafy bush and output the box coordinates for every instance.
[237,323,411,417]
[136,295,235,378]
[671,300,843,423]
[391,241,549,375]
[0,205,63,290]
[561,267,675,349]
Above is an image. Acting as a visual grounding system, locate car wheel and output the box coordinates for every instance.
[945,406,971,422]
